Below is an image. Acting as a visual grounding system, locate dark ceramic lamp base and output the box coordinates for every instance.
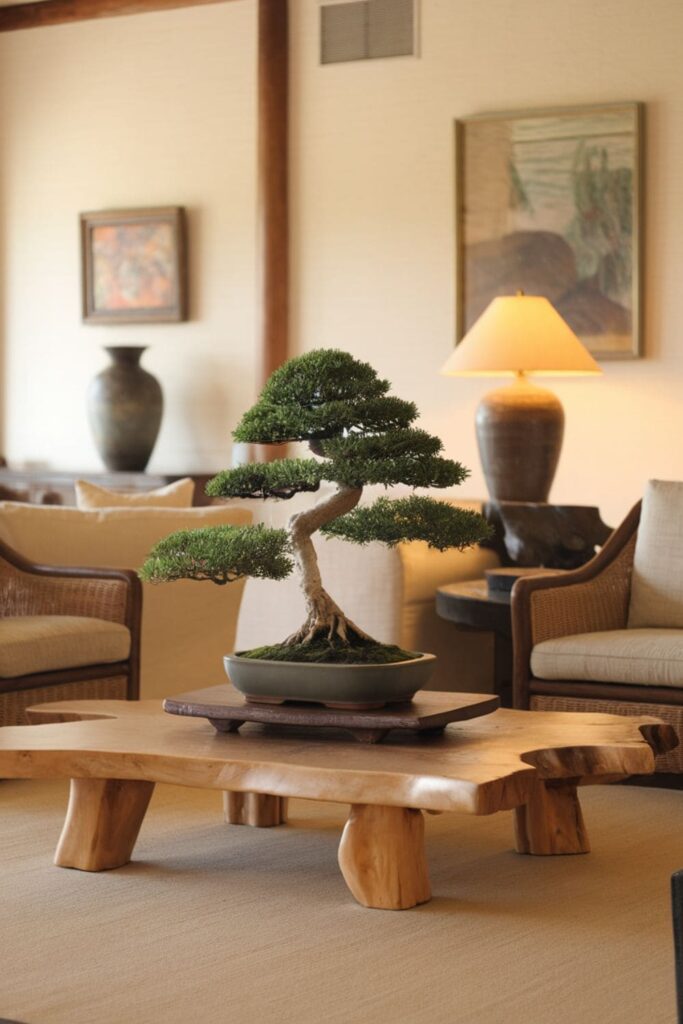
[475,375,564,502]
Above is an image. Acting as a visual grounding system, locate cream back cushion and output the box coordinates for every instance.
[0,502,252,699]
[75,477,194,509]
[628,480,683,628]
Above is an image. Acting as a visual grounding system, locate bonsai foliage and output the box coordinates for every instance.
[140,349,491,660]
[140,525,293,585]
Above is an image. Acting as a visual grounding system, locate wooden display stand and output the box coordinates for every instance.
[163,685,499,744]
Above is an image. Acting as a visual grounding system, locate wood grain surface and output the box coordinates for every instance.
[223,791,288,827]
[19,697,675,815]
[513,778,590,855]
[338,804,431,910]
[55,777,154,870]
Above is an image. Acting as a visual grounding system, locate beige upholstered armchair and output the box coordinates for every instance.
[512,481,683,776]
[0,539,141,725]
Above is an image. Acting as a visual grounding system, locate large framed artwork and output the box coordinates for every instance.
[80,206,187,324]
[456,103,643,359]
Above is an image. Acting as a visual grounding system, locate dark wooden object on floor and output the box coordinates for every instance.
[163,685,500,744]
[483,501,612,569]
[672,870,683,1024]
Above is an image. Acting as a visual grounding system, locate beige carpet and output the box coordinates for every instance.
[1,779,680,1024]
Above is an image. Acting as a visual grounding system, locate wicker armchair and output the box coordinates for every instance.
[0,538,141,725]
[511,500,683,775]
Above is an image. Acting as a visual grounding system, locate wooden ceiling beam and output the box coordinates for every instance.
[0,0,236,34]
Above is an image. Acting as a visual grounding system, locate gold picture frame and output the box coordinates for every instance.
[455,102,643,359]
[80,206,187,324]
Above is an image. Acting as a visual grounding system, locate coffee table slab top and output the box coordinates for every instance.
[7,697,678,911]
[8,694,676,817]
[163,685,500,744]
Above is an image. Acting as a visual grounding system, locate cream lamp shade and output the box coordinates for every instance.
[440,295,601,377]
[440,295,601,503]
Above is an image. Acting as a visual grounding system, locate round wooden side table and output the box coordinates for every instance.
[436,580,514,706]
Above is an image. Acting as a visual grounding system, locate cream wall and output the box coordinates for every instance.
[0,1,257,474]
[1,0,683,524]
[290,0,683,526]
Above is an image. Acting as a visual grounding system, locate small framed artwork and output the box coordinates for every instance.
[80,206,187,324]
[455,103,643,359]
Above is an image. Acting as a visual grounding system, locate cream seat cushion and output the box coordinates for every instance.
[75,477,194,509]
[0,615,131,678]
[531,628,683,687]
[628,479,683,629]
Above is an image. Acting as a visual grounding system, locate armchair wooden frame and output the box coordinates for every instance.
[511,500,683,778]
[0,538,141,722]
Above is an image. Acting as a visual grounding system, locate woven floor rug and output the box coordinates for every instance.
[1,779,680,1024]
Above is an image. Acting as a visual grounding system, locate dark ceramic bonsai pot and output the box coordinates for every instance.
[224,652,436,710]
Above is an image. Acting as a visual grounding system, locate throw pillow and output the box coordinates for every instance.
[628,479,683,628]
[75,477,194,509]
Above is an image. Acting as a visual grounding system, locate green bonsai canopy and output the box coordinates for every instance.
[141,349,491,660]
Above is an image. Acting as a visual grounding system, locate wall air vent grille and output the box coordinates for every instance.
[320,0,416,65]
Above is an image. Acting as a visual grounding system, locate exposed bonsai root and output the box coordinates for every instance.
[284,593,375,647]
[284,479,374,650]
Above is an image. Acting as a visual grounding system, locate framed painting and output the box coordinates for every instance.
[80,206,187,324]
[455,103,643,359]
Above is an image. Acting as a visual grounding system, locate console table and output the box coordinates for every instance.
[0,468,215,506]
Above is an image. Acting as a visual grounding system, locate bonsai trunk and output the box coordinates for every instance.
[285,481,374,646]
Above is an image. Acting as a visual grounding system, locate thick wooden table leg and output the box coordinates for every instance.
[55,778,155,871]
[514,778,590,855]
[223,791,288,827]
[338,804,431,910]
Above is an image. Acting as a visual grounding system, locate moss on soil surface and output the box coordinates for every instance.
[238,638,417,665]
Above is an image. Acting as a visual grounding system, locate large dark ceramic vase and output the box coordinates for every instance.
[87,347,163,472]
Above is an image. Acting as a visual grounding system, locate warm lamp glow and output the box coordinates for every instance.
[440,295,602,378]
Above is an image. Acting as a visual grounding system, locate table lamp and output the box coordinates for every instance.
[440,294,601,502]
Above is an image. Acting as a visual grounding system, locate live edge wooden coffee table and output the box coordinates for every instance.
[0,688,676,911]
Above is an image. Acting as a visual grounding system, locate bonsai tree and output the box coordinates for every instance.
[140,349,491,663]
